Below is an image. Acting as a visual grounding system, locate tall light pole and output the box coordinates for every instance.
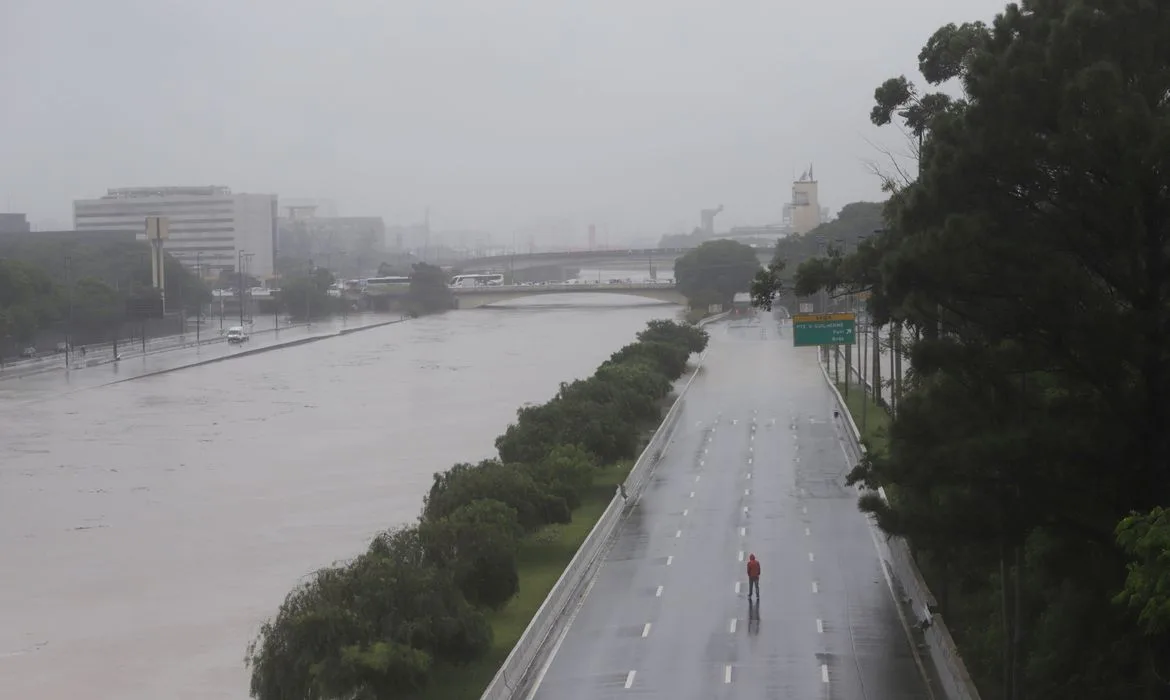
[238,249,247,327]
[195,252,202,346]
[306,258,314,327]
[65,255,73,370]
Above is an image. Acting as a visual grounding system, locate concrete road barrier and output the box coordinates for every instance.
[478,312,727,700]
[818,355,983,700]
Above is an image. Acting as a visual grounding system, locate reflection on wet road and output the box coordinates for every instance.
[530,317,932,699]
[0,298,675,700]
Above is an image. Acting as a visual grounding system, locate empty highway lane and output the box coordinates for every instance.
[529,317,932,699]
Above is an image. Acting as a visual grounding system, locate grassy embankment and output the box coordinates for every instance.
[834,381,891,456]
[407,381,690,700]
[408,460,630,699]
[409,351,702,699]
[409,376,687,697]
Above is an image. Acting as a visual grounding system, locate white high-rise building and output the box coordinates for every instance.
[72,186,278,279]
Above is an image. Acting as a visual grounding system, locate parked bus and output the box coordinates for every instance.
[449,273,504,287]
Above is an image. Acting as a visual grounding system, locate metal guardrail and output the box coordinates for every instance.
[818,356,982,700]
[0,319,329,381]
[478,312,727,700]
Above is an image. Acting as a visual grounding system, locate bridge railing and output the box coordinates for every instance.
[478,312,727,700]
[451,282,675,294]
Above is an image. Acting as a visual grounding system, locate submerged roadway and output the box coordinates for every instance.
[529,315,932,699]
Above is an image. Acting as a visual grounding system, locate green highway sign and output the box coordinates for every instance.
[793,313,856,347]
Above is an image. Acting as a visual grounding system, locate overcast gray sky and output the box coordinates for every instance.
[2,0,1008,243]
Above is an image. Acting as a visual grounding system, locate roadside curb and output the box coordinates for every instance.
[817,355,982,700]
[479,313,728,700]
[105,317,408,386]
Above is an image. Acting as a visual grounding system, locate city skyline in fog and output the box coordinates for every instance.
[2,0,1009,244]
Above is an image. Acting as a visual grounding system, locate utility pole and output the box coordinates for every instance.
[65,255,73,370]
[306,258,313,327]
[195,252,202,345]
[238,249,246,327]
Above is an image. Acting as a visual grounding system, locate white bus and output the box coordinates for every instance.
[449,273,505,287]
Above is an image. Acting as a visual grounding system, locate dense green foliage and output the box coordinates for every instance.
[673,239,760,309]
[279,268,340,321]
[749,201,885,312]
[247,320,709,698]
[0,239,210,351]
[784,4,1170,698]
[405,262,455,316]
[0,237,209,316]
[0,259,62,344]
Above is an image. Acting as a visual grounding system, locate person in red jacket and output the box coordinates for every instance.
[746,554,761,598]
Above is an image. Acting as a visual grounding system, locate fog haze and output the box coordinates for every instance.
[2,0,1007,242]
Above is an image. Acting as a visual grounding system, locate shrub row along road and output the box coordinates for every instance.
[530,317,931,698]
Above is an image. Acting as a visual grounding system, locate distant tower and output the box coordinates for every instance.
[790,166,821,235]
[588,224,597,249]
[700,204,724,236]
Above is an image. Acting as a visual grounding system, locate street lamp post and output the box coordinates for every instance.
[195,252,202,346]
[238,250,246,327]
[237,250,254,327]
[306,259,313,327]
[65,255,73,370]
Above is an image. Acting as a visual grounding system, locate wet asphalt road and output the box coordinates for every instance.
[530,317,931,700]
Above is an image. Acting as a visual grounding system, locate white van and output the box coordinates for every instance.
[226,326,249,344]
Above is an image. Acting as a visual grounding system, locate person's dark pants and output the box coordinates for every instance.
[748,576,759,597]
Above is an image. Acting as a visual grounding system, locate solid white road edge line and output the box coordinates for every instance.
[522,560,603,700]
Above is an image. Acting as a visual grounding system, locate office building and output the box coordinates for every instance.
[0,213,31,234]
[73,186,278,279]
[277,205,386,277]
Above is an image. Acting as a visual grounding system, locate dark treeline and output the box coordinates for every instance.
[0,239,209,352]
[246,319,709,699]
[754,3,1170,699]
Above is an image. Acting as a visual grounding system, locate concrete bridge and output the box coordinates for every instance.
[455,246,774,272]
[450,282,686,309]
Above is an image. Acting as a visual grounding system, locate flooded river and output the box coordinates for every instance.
[0,296,677,700]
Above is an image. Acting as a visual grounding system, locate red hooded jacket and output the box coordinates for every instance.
[746,554,761,578]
